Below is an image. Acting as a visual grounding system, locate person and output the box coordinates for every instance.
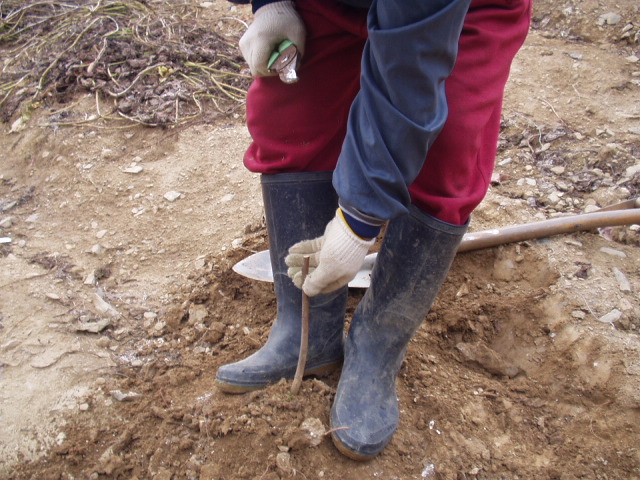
[215,0,532,460]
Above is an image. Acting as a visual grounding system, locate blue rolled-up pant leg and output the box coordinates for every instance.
[333,0,471,222]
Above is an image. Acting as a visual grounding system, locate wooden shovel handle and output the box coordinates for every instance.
[459,207,640,253]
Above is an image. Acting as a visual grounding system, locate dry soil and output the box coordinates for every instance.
[1,1,639,479]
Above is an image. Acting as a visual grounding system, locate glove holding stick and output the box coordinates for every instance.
[286,209,376,297]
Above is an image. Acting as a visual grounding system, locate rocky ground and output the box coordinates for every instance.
[1,0,639,479]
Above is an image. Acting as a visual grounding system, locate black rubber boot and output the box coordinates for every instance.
[331,205,467,459]
[216,172,347,393]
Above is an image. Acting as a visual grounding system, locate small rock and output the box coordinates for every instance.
[188,304,208,324]
[422,463,437,478]
[153,321,166,332]
[101,148,116,160]
[2,201,17,212]
[276,452,293,474]
[75,318,111,333]
[550,166,565,175]
[0,217,14,228]
[517,177,537,187]
[613,268,631,292]
[584,204,600,213]
[91,244,103,255]
[456,283,470,298]
[300,418,325,447]
[10,116,27,133]
[93,293,120,317]
[600,247,627,258]
[123,165,144,174]
[110,390,141,402]
[598,309,622,324]
[96,229,108,239]
[546,192,562,206]
[571,310,586,320]
[220,193,235,203]
[625,164,640,178]
[163,191,181,202]
[598,12,622,26]
[25,213,39,223]
[194,256,206,269]
[568,52,583,61]
[84,271,96,285]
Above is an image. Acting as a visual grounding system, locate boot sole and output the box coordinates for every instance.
[330,432,374,461]
[215,361,341,394]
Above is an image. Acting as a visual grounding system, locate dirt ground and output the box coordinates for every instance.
[1,0,639,479]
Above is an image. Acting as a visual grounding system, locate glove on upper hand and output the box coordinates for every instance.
[239,1,306,77]
[286,210,375,297]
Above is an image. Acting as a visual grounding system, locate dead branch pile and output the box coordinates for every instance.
[0,0,251,126]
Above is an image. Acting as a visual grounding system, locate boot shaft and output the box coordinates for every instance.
[356,205,467,341]
[261,172,346,318]
[216,172,347,392]
[331,206,467,458]
[261,171,338,279]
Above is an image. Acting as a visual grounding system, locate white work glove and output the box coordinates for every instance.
[286,210,375,297]
[239,1,306,77]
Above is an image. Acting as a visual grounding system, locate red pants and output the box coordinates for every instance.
[243,0,532,225]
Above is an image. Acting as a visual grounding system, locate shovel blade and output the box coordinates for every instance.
[232,251,377,289]
[232,250,273,283]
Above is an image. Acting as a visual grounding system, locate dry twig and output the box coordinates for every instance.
[291,256,311,395]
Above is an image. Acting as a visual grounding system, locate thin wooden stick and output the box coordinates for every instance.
[291,256,310,395]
